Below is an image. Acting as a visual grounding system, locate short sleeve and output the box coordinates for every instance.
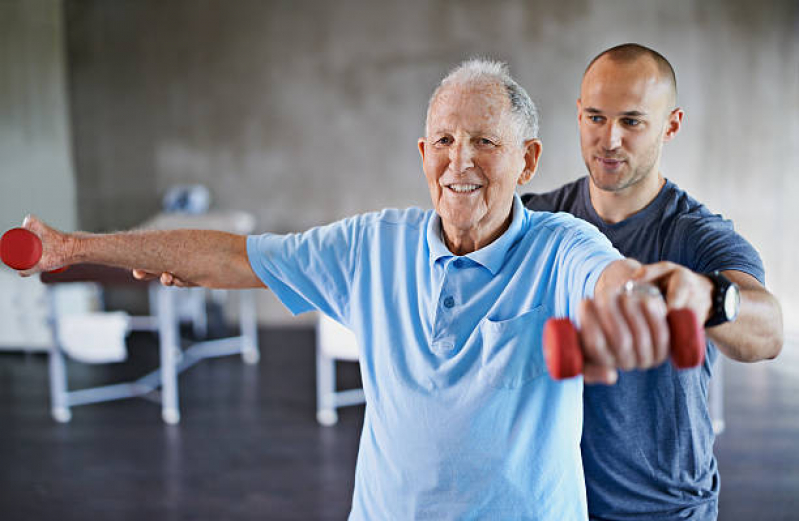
[546,218,623,322]
[247,215,364,324]
[676,214,765,284]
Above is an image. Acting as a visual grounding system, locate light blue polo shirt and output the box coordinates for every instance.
[248,194,622,520]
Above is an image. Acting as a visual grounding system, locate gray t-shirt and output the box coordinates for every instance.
[522,177,765,521]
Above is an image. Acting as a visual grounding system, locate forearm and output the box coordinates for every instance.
[708,285,783,362]
[632,265,784,363]
[71,229,261,289]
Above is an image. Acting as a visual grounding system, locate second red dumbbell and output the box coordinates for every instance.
[543,307,706,380]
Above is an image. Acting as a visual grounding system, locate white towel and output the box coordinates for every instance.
[318,314,359,360]
[58,312,130,364]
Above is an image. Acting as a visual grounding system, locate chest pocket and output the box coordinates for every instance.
[477,307,548,389]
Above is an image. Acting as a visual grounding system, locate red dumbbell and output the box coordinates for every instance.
[0,228,67,273]
[543,308,706,380]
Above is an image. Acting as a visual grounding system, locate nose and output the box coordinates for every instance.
[600,121,623,151]
[449,140,474,173]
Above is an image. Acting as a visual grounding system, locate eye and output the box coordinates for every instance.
[434,136,452,145]
[622,118,640,127]
[476,137,496,147]
[588,115,605,124]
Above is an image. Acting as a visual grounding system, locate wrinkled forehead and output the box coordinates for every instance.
[426,82,513,135]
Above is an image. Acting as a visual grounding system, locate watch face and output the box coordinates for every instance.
[724,284,741,321]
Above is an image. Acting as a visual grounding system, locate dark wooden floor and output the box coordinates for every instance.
[0,328,796,520]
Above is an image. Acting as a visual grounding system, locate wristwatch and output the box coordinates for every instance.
[704,271,740,327]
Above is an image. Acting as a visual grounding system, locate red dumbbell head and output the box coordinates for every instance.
[0,228,67,273]
[544,318,584,380]
[1,228,42,270]
[667,308,706,369]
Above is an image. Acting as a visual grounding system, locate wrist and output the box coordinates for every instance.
[704,271,741,327]
[699,274,715,324]
[65,232,91,264]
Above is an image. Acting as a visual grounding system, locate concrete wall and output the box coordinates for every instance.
[60,0,799,328]
[0,0,76,232]
[0,0,78,349]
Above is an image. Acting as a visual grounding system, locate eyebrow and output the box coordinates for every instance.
[584,107,648,117]
[428,128,501,138]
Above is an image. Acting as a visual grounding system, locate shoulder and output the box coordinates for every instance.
[331,208,430,249]
[643,180,730,241]
[271,208,429,247]
[664,181,716,216]
[521,177,587,213]
[663,182,735,236]
[523,208,610,248]
[661,181,764,279]
[354,207,430,231]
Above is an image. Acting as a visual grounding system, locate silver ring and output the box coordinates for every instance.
[622,280,662,298]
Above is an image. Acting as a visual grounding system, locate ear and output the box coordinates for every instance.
[418,137,426,163]
[517,139,543,185]
[576,98,583,124]
[663,108,684,143]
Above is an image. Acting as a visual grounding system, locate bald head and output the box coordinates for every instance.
[584,44,677,108]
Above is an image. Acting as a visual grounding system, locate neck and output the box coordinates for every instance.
[441,210,512,256]
[588,173,665,224]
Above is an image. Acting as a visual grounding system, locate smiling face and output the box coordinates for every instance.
[419,82,541,254]
[578,56,679,196]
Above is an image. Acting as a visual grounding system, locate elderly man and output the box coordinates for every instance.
[21,59,709,519]
[523,44,783,520]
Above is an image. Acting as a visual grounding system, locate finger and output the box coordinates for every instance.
[661,274,691,311]
[632,261,678,284]
[578,299,615,368]
[619,294,654,369]
[132,269,157,281]
[641,295,670,365]
[595,293,634,370]
[583,363,618,385]
[160,272,174,286]
[21,214,45,236]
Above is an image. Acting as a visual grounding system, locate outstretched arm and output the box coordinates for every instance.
[18,216,264,290]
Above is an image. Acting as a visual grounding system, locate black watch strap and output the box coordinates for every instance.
[704,270,739,327]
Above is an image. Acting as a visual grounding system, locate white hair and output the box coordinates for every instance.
[426,58,540,143]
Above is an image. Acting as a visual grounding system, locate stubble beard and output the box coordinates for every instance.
[584,140,661,194]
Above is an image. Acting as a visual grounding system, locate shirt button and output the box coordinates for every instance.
[443,296,455,308]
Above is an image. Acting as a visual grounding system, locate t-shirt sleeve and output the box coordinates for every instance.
[246,215,364,324]
[676,214,766,284]
[550,219,624,322]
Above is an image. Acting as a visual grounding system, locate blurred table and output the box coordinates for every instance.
[42,210,260,424]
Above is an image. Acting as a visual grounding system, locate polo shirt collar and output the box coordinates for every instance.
[427,193,525,275]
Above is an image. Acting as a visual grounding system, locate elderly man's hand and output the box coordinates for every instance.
[17,215,74,276]
[132,269,196,288]
[577,281,672,384]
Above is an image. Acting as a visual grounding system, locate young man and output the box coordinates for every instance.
[523,44,783,520]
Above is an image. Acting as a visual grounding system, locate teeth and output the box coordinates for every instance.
[448,184,480,193]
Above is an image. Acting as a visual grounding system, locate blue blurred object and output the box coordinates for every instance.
[162,185,211,214]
